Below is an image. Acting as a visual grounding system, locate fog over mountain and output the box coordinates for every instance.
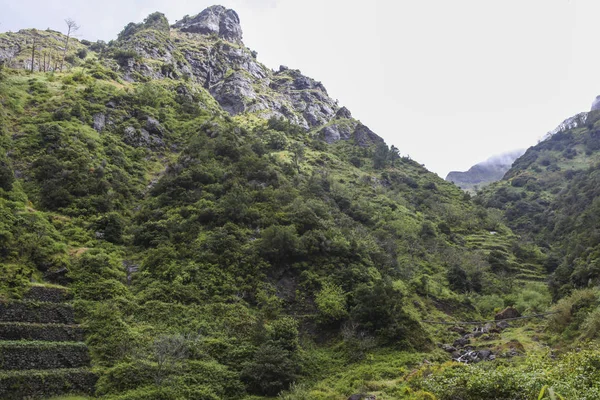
[446,149,525,191]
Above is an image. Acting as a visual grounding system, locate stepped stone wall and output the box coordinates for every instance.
[0,285,96,399]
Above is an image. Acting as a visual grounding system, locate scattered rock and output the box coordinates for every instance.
[449,326,467,335]
[478,350,492,359]
[496,320,510,330]
[145,117,166,136]
[441,344,457,353]
[453,337,470,347]
[123,126,164,149]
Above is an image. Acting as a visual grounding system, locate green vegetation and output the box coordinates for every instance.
[477,111,600,299]
[2,8,600,400]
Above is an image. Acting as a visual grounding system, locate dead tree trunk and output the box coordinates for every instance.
[60,19,79,71]
[31,38,36,72]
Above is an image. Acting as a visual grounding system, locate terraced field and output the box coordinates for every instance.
[0,285,96,399]
[464,231,547,284]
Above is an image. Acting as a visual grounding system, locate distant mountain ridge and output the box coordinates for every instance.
[446,149,525,191]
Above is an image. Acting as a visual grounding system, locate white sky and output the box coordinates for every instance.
[0,0,597,177]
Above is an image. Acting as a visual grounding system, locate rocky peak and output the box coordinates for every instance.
[173,5,243,43]
[592,95,600,111]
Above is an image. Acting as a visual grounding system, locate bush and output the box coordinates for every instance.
[241,344,300,396]
[315,282,348,322]
[472,294,504,317]
[351,278,430,348]
[548,288,599,337]
[77,48,88,59]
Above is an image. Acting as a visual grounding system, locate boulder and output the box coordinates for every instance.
[441,344,457,353]
[146,117,166,136]
[478,350,492,359]
[496,320,510,330]
[495,307,521,321]
[453,337,470,348]
[174,6,243,43]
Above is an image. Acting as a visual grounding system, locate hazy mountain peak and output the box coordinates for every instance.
[446,149,525,191]
[592,95,600,111]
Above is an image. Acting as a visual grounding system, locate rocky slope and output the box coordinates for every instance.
[0,6,381,147]
[446,150,525,192]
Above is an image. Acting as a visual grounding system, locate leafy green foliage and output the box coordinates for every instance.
[0,43,555,399]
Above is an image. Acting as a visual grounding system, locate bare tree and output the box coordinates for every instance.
[30,37,36,72]
[60,18,79,71]
[152,334,197,385]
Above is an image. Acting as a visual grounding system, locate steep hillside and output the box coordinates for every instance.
[477,105,600,299]
[0,5,587,400]
[446,150,524,192]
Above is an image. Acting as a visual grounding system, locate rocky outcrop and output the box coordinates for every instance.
[545,112,589,139]
[320,120,383,147]
[0,6,386,147]
[173,6,243,43]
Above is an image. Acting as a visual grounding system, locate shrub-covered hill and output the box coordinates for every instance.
[477,108,600,299]
[0,6,554,400]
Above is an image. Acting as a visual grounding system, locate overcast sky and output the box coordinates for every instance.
[0,0,597,177]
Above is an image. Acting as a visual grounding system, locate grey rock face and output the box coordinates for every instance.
[319,120,383,147]
[0,45,20,64]
[336,106,352,119]
[321,124,353,143]
[145,117,166,137]
[354,124,384,147]
[173,6,243,43]
[210,71,258,115]
[123,126,164,149]
[93,114,106,132]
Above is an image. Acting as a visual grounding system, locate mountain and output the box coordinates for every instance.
[477,100,600,299]
[2,5,599,400]
[446,149,525,192]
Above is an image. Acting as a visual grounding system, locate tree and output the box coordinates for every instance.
[373,143,390,169]
[389,145,400,167]
[290,142,305,173]
[153,334,191,385]
[60,18,79,71]
[30,37,37,72]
